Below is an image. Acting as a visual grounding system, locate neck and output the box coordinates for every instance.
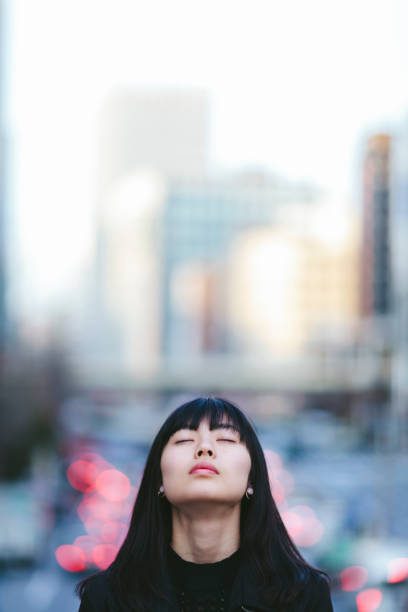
[170,503,240,563]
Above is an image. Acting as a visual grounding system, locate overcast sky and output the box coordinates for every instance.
[6,0,408,318]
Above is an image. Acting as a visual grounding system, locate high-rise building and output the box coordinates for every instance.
[390,118,408,449]
[360,134,391,318]
[101,170,166,376]
[225,220,359,359]
[162,172,322,359]
[67,88,210,379]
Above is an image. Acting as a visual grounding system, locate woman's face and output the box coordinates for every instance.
[160,418,252,508]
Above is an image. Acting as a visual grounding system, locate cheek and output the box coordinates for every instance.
[237,452,252,480]
[160,448,183,483]
[224,450,251,482]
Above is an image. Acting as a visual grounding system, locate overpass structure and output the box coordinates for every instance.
[72,353,390,394]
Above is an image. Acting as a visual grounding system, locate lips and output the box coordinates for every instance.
[189,462,219,474]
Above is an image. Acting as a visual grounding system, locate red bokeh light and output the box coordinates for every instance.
[387,557,408,583]
[340,566,368,591]
[79,491,130,523]
[83,515,105,539]
[356,589,383,612]
[55,545,86,572]
[281,509,303,538]
[66,454,114,493]
[77,498,89,524]
[95,469,131,502]
[74,535,100,563]
[67,460,99,493]
[101,520,128,546]
[120,499,134,522]
[269,477,286,505]
[80,453,111,471]
[61,454,134,572]
[264,451,295,508]
[81,493,114,521]
[281,505,324,547]
[92,544,118,570]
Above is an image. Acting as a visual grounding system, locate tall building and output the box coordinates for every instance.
[67,88,210,379]
[390,118,408,449]
[360,134,391,318]
[225,220,359,359]
[100,170,166,376]
[162,172,322,359]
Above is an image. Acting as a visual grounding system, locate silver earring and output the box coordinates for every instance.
[245,486,254,499]
[158,485,165,498]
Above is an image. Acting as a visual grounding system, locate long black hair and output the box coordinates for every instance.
[77,396,329,610]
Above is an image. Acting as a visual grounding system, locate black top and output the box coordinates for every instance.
[167,546,241,612]
[78,550,334,611]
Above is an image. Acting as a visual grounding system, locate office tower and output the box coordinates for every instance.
[390,119,408,449]
[162,172,322,359]
[101,169,165,376]
[69,88,210,378]
[226,220,359,359]
[360,134,391,317]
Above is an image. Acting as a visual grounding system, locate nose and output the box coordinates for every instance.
[195,439,215,458]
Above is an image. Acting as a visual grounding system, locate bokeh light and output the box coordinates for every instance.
[340,566,368,591]
[269,477,286,505]
[387,557,408,583]
[66,453,113,493]
[58,454,133,571]
[281,508,303,538]
[95,469,131,502]
[281,505,324,546]
[55,545,86,572]
[66,459,99,493]
[100,520,128,546]
[73,535,100,564]
[92,544,119,570]
[356,589,383,612]
[264,449,296,508]
[79,493,113,521]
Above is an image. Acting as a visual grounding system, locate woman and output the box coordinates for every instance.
[77,396,333,611]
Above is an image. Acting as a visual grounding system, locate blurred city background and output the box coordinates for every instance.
[0,1,407,611]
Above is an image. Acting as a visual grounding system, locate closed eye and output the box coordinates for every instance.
[176,438,236,444]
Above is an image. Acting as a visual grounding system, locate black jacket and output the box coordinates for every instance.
[78,562,334,612]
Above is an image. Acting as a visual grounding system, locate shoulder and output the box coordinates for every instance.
[79,571,116,611]
[301,570,333,612]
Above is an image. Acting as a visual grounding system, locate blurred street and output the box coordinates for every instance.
[1,394,407,611]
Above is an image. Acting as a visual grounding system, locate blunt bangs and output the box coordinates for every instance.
[163,397,252,446]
